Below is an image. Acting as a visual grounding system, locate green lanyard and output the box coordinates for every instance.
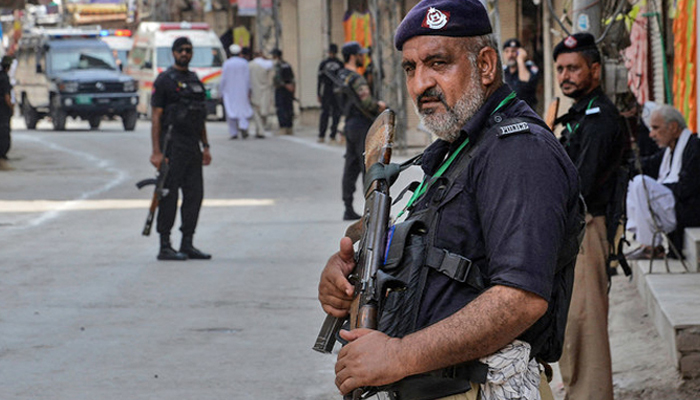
[566,96,598,136]
[397,91,517,218]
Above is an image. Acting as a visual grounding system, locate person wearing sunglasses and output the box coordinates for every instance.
[149,36,213,261]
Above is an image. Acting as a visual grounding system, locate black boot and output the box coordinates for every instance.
[158,235,187,261]
[180,235,212,260]
[343,207,362,221]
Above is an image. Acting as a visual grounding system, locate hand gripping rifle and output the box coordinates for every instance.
[136,125,173,236]
[313,109,396,399]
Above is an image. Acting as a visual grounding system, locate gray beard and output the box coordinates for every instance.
[413,75,486,142]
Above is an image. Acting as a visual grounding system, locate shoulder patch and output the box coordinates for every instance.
[585,107,601,115]
[497,122,531,138]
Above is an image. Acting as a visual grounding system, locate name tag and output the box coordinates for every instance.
[585,107,601,115]
[498,122,530,137]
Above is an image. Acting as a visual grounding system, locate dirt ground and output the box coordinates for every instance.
[550,273,699,400]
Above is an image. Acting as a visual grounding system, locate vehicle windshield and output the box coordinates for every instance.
[156,47,224,68]
[50,48,118,72]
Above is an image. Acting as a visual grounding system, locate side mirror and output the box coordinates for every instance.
[142,61,152,70]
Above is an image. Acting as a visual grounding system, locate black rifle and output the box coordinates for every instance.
[323,69,377,121]
[136,125,173,236]
[313,110,396,399]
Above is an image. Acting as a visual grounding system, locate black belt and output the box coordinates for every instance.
[384,361,488,400]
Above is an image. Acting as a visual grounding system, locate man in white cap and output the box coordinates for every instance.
[220,44,257,139]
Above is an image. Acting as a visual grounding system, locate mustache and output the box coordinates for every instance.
[559,80,576,87]
[417,88,448,109]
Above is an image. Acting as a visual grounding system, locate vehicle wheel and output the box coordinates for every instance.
[88,116,101,129]
[122,110,137,131]
[22,98,39,129]
[52,108,67,131]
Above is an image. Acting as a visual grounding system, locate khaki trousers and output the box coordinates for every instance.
[435,370,554,400]
[558,215,614,400]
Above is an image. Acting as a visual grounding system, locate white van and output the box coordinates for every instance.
[126,21,225,118]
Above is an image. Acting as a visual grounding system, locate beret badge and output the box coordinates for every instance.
[422,7,450,30]
[564,36,578,49]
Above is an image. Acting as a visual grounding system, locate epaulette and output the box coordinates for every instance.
[496,121,531,138]
[585,107,601,115]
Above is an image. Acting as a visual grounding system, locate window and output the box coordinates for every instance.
[156,47,224,68]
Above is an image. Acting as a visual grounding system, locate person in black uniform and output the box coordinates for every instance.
[502,38,539,109]
[317,43,343,143]
[553,32,626,400]
[337,41,386,220]
[272,49,295,135]
[150,37,212,261]
[0,56,13,171]
[317,1,582,398]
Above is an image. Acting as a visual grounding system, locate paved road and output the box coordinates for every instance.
[0,116,416,400]
[2,116,696,400]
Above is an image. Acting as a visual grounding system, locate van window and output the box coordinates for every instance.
[50,48,117,72]
[156,47,224,68]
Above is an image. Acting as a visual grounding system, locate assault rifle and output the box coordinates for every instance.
[322,69,377,121]
[313,109,396,399]
[136,125,173,236]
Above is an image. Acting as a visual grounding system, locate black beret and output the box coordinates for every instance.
[342,41,369,58]
[171,36,192,52]
[503,38,521,49]
[394,0,492,51]
[552,32,598,60]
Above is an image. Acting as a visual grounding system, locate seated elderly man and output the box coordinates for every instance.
[626,104,700,259]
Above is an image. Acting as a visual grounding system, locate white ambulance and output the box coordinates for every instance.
[126,21,225,118]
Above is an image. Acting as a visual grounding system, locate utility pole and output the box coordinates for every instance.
[271,0,280,50]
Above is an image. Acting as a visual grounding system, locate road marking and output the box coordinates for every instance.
[0,199,275,213]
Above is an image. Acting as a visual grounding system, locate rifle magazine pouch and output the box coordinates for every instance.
[377,219,428,338]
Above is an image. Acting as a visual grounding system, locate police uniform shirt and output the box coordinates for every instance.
[317,56,343,100]
[503,62,539,108]
[559,86,624,216]
[0,71,11,119]
[151,67,206,151]
[412,85,580,336]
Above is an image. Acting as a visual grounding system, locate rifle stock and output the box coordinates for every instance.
[137,125,173,236]
[312,110,396,357]
[545,97,560,130]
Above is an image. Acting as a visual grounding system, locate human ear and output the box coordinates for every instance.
[478,47,498,86]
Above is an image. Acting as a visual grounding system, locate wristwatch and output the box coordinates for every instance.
[202,143,210,149]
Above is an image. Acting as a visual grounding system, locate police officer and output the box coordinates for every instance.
[553,32,626,400]
[338,41,386,220]
[317,43,343,143]
[150,37,212,261]
[0,56,13,171]
[318,1,582,398]
[502,38,539,109]
[272,49,295,136]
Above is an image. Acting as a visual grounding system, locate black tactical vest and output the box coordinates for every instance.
[163,70,207,151]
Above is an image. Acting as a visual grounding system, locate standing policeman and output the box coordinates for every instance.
[0,55,14,171]
[502,38,539,109]
[150,37,212,261]
[318,1,583,398]
[338,41,386,220]
[317,43,343,143]
[554,32,627,400]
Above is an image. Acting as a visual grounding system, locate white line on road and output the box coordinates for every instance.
[13,134,129,226]
[0,199,275,213]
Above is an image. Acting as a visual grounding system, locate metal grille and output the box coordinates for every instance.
[78,82,123,92]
